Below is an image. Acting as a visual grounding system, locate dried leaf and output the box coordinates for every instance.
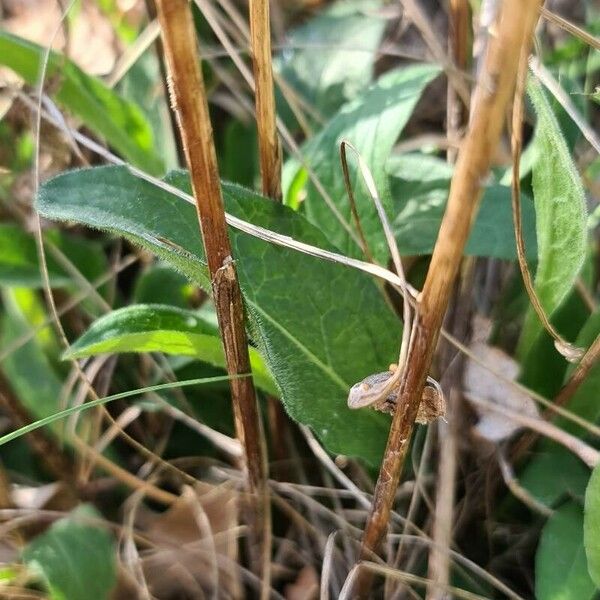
[139,483,240,599]
[465,319,539,441]
[285,565,319,600]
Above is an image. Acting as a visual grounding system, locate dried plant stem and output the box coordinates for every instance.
[511,53,583,362]
[427,4,471,596]
[446,0,470,163]
[248,0,282,200]
[540,6,600,52]
[427,265,474,600]
[466,393,599,468]
[248,0,288,488]
[154,0,269,580]
[354,1,542,595]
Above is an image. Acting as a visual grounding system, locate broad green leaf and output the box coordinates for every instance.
[388,154,537,259]
[518,79,587,358]
[0,31,163,174]
[536,501,596,600]
[276,0,387,120]
[283,64,441,262]
[37,166,401,466]
[65,304,278,397]
[584,462,600,587]
[22,505,117,600]
[0,223,107,290]
[519,441,590,508]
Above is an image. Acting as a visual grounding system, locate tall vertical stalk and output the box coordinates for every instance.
[354,1,542,596]
[426,2,471,597]
[248,0,282,201]
[154,0,269,580]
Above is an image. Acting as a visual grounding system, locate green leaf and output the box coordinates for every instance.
[584,462,600,587]
[276,0,387,120]
[0,288,64,423]
[388,154,537,259]
[519,441,590,508]
[22,505,117,600]
[37,166,401,466]
[0,223,106,289]
[518,78,587,358]
[65,304,278,397]
[133,264,192,308]
[283,64,441,262]
[0,31,163,174]
[536,501,597,600]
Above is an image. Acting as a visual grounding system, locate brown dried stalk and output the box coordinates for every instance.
[427,3,471,597]
[248,0,282,200]
[154,0,269,576]
[354,1,542,595]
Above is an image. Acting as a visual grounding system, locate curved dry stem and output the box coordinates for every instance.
[511,52,584,362]
[339,140,413,389]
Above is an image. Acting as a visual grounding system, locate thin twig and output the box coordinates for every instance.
[496,451,552,517]
[354,2,542,596]
[154,0,269,582]
[466,393,599,468]
[511,53,583,362]
[529,57,600,155]
[540,6,600,52]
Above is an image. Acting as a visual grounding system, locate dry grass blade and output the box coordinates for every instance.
[529,57,600,155]
[540,6,600,51]
[354,1,543,596]
[153,0,270,589]
[466,392,599,467]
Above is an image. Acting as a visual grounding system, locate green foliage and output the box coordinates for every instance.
[276,0,387,120]
[283,64,441,262]
[133,264,192,308]
[536,501,597,600]
[22,505,117,600]
[0,224,107,290]
[0,31,163,174]
[518,79,587,358]
[388,153,538,259]
[65,303,278,396]
[519,442,590,508]
[36,166,400,466]
[0,288,64,424]
[584,462,600,587]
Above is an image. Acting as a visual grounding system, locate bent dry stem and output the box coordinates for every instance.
[354,0,543,596]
